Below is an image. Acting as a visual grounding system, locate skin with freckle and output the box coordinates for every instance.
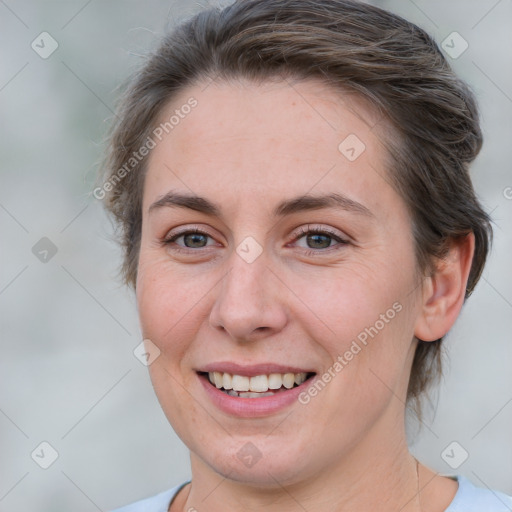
[134,79,463,511]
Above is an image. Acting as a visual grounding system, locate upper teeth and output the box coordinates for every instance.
[208,372,308,392]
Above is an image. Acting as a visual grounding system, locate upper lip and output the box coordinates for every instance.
[197,362,315,377]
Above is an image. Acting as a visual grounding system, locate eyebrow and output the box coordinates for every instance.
[148,191,373,218]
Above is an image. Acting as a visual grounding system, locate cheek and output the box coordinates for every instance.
[136,253,199,358]
[137,247,205,327]
[295,258,409,347]
[136,255,209,436]
[294,257,418,404]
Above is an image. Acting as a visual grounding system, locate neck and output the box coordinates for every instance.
[182,410,421,512]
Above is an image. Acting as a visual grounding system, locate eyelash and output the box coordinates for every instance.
[162,225,348,256]
[162,228,215,254]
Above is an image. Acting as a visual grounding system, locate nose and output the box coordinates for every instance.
[209,250,288,343]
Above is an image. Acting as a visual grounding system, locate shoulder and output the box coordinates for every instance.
[108,476,512,512]
[109,482,188,512]
[446,475,512,512]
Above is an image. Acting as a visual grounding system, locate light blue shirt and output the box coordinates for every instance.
[110,475,512,512]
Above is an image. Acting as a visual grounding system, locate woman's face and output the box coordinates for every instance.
[136,78,423,485]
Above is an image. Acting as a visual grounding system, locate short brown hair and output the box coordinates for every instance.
[100,0,492,420]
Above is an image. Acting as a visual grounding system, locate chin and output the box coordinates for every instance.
[193,434,322,488]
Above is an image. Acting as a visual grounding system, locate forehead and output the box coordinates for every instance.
[144,78,398,221]
[155,77,386,157]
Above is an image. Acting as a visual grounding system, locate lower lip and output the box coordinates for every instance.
[198,373,314,418]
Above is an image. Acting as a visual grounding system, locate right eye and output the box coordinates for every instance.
[162,228,219,252]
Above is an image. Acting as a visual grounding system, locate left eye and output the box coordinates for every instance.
[292,228,348,251]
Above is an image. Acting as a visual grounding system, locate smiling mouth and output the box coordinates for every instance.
[199,371,316,398]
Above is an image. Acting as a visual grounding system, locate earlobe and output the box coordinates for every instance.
[414,233,475,342]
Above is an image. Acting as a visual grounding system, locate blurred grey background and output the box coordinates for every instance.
[0,0,511,510]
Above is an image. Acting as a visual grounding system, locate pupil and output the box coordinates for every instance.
[185,233,207,248]
[307,234,330,249]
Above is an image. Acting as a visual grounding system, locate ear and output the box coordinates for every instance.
[414,233,475,342]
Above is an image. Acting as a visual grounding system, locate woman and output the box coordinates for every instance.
[101,0,512,510]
